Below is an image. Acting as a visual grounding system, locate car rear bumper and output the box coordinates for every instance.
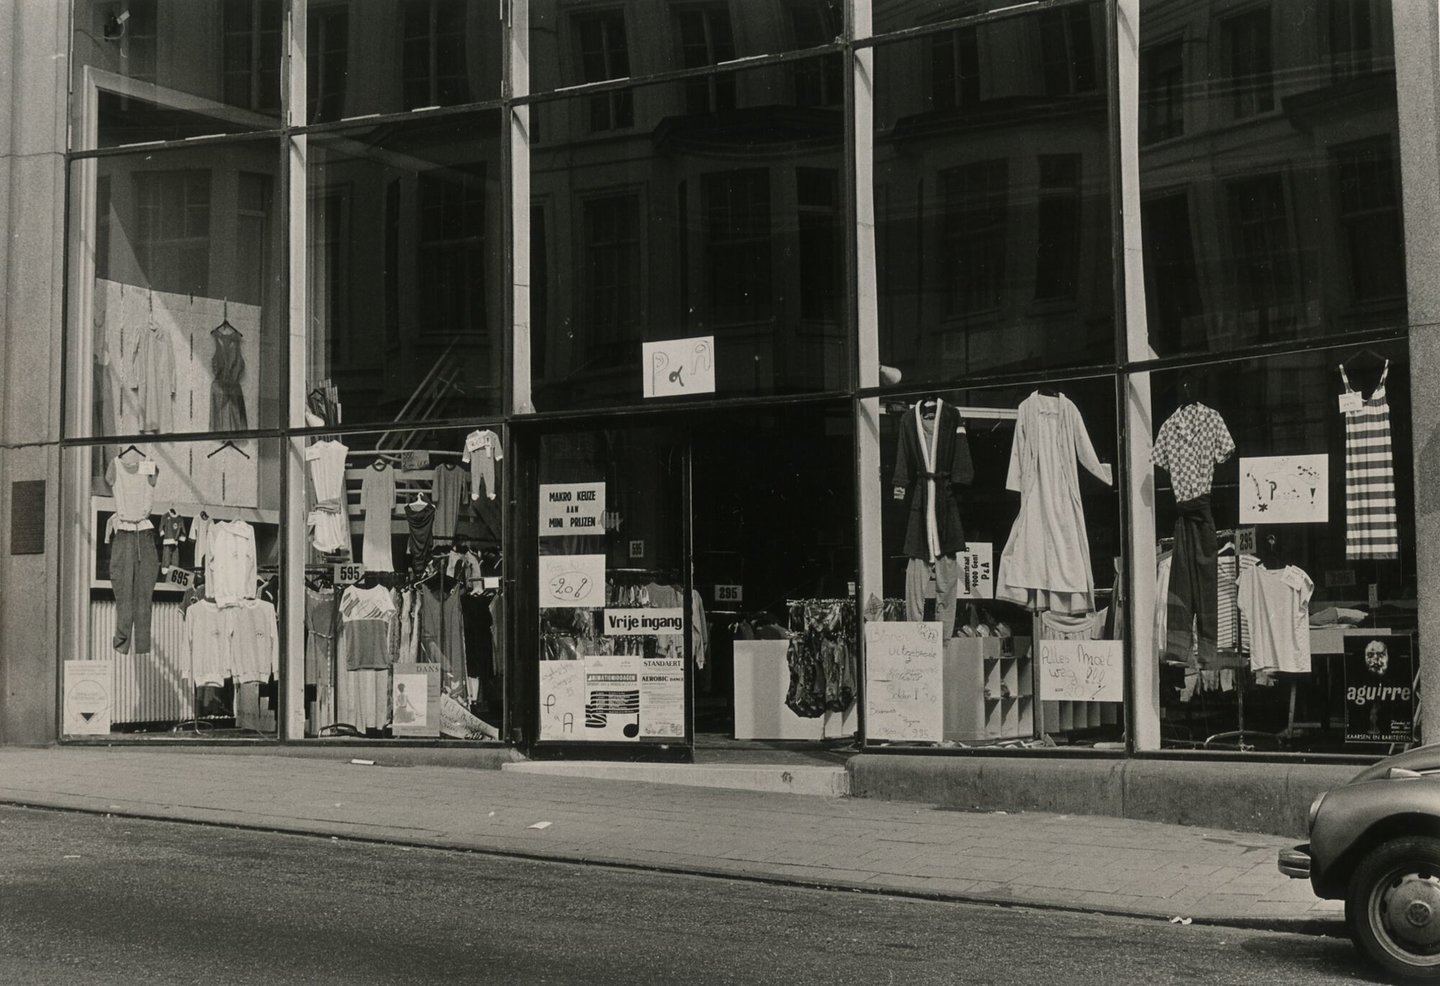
[1277,844,1312,880]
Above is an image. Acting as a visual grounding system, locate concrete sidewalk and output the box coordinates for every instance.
[0,748,1342,934]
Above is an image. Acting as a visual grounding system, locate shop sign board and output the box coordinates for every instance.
[538,554,605,608]
[639,656,685,738]
[1344,633,1415,743]
[391,662,440,737]
[1239,454,1328,524]
[955,543,993,599]
[864,621,944,743]
[539,483,606,535]
[1039,640,1123,702]
[64,660,111,735]
[642,336,716,398]
[603,608,684,635]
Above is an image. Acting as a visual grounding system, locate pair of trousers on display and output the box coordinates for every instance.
[111,528,158,653]
[905,555,959,635]
[1165,495,1217,670]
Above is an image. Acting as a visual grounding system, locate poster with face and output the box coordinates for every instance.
[1344,634,1415,744]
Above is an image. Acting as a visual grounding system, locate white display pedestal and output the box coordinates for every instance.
[732,640,855,740]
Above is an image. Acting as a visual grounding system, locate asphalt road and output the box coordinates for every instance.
[0,805,1380,986]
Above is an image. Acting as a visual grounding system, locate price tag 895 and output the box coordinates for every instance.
[333,562,366,585]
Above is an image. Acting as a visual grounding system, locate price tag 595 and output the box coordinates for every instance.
[334,562,366,585]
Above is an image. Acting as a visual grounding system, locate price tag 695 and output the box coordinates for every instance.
[166,567,194,589]
[333,562,366,585]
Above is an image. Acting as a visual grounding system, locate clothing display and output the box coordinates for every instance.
[305,440,350,554]
[207,519,258,606]
[184,599,278,687]
[1165,495,1218,670]
[893,400,974,561]
[461,429,503,501]
[420,582,467,702]
[1152,403,1235,503]
[360,463,397,572]
[904,555,959,634]
[997,392,1112,613]
[1039,610,1104,640]
[304,587,335,686]
[1236,562,1314,674]
[431,463,468,539]
[189,514,213,570]
[1341,360,1400,560]
[1216,550,1239,651]
[209,321,248,431]
[406,499,436,573]
[338,584,399,671]
[158,511,185,569]
[107,456,157,523]
[125,321,177,434]
[785,599,856,718]
[110,528,159,654]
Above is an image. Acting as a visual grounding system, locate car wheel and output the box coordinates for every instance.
[1347,837,1440,981]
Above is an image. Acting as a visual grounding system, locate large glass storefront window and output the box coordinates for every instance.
[872,0,1114,387]
[529,58,848,411]
[867,378,1123,748]
[306,112,505,427]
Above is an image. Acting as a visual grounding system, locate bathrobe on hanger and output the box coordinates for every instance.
[893,400,974,560]
[996,392,1113,613]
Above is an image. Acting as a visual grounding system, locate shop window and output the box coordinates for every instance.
[1224,7,1274,119]
[1330,0,1375,79]
[797,167,841,322]
[402,0,471,110]
[307,5,351,124]
[134,170,213,298]
[1141,38,1184,144]
[418,171,488,339]
[789,3,843,106]
[1333,138,1405,304]
[1034,155,1082,303]
[870,379,1123,749]
[940,160,1008,316]
[1226,173,1297,328]
[704,169,772,325]
[1038,5,1097,96]
[1146,346,1417,754]
[575,10,634,131]
[221,0,284,115]
[582,193,642,355]
[677,6,737,115]
[930,27,980,111]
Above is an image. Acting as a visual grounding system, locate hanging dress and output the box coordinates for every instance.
[996,392,1113,613]
[210,322,248,431]
[360,463,397,572]
[1341,359,1400,560]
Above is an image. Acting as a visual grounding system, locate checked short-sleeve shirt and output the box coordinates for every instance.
[1152,403,1235,503]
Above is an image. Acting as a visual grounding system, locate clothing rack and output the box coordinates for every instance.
[883,399,1019,422]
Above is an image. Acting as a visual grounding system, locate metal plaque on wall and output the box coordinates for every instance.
[10,480,45,555]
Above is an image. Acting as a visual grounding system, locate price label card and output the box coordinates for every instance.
[333,562,367,585]
[1338,391,1363,414]
[165,567,194,589]
[715,584,743,604]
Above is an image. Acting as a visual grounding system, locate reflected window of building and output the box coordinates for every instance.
[1141,38,1184,144]
[403,0,471,110]
[134,170,213,298]
[797,168,841,322]
[576,10,634,131]
[1333,137,1405,305]
[931,26,980,111]
[1224,7,1274,119]
[1142,192,1203,351]
[307,5,350,124]
[1035,155,1082,302]
[677,5,737,114]
[705,169,772,325]
[790,3,843,106]
[419,170,488,339]
[1227,173,1296,332]
[941,160,1008,316]
[1330,0,1376,78]
[222,0,284,114]
[582,193,642,358]
[1039,4,1098,96]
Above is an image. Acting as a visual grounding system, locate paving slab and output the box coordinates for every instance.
[0,748,1343,935]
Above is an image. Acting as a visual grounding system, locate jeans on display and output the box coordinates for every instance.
[1165,495,1217,670]
[905,554,960,635]
[111,528,159,654]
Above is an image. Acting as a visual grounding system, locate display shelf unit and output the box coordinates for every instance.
[944,635,1035,741]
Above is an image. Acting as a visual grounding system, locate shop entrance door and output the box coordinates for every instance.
[532,425,693,753]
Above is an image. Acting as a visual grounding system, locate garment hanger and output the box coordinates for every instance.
[1037,385,1060,397]
[207,439,251,459]
[1340,347,1387,371]
[117,444,143,459]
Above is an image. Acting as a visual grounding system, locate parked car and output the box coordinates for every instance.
[1280,745,1440,980]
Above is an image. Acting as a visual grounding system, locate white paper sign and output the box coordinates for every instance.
[538,554,606,608]
[643,336,716,398]
[539,483,607,536]
[603,608,684,635]
[584,655,642,741]
[863,621,944,743]
[539,660,586,740]
[1240,454,1328,524]
[1039,640,1123,702]
[64,660,111,735]
[640,656,685,738]
[956,543,994,600]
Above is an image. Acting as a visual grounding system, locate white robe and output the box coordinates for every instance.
[997,392,1112,613]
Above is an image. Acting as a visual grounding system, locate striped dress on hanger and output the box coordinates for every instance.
[1341,360,1400,560]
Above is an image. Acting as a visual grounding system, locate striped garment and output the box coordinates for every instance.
[1216,552,1238,650]
[1341,361,1400,560]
